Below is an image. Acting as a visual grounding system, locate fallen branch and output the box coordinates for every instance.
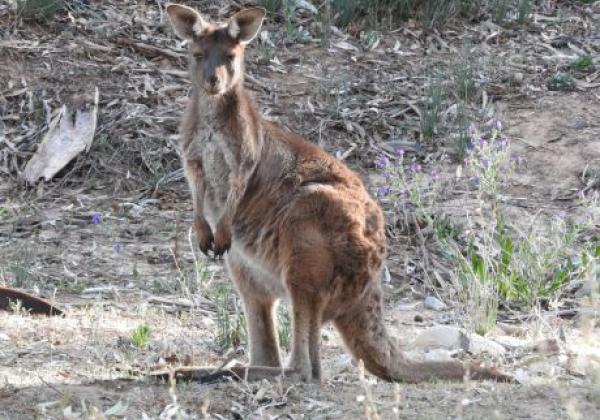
[0,286,64,316]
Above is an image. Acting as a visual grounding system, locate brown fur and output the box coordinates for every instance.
[166,4,512,383]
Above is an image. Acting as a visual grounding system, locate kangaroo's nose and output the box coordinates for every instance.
[208,75,218,86]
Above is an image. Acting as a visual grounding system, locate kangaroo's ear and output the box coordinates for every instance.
[228,8,266,45]
[166,4,209,40]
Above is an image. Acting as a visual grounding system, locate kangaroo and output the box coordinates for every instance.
[165,4,511,383]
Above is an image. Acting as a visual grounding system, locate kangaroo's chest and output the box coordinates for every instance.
[192,125,235,227]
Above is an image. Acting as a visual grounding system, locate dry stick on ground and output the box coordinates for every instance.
[0,286,64,316]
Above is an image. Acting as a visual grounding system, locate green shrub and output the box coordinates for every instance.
[547,72,576,91]
[572,55,594,72]
[257,0,284,13]
[17,0,62,21]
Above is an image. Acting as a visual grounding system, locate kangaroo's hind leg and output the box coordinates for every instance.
[281,226,333,382]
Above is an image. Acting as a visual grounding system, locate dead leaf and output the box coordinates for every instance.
[23,88,99,183]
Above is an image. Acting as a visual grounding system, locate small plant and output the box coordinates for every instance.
[257,0,283,13]
[207,283,247,352]
[420,81,444,141]
[420,0,455,32]
[359,30,380,50]
[131,323,151,348]
[17,0,62,21]
[547,72,576,91]
[374,148,441,233]
[282,0,309,43]
[277,304,292,350]
[490,0,511,23]
[8,247,35,289]
[452,53,477,103]
[572,55,594,72]
[516,0,532,23]
[453,103,471,161]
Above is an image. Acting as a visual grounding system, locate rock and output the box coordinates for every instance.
[424,296,447,311]
[532,339,560,353]
[492,335,529,350]
[470,334,507,357]
[293,0,318,14]
[422,348,456,362]
[331,354,354,374]
[512,72,524,85]
[413,326,468,351]
[412,325,507,357]
[574,278,599,298]
[414,314,424,323]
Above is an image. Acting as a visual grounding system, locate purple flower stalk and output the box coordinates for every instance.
[409,163,421,173]
[374,155,389,169]
[510,154,524,164]
[496,138,508,150]
[91,212,102,224]
[377,186,392,197]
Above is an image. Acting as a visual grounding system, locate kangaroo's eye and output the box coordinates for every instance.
[193,52,204,60]
[226,54,235,62]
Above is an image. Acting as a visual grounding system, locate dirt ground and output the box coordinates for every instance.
[1,1,600,419]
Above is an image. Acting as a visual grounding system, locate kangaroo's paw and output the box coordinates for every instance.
[212,220,232,257]
[194,217,214,256]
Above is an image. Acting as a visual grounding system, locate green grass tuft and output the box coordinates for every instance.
[572,55,594,72]
[131,323,151,348]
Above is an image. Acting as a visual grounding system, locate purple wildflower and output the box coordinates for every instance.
[496,138,509,150]
[478,138,487,147]
[377,186,392,197]
[374,155,389,169]
[431,167,441,180]
[470,175,480,186]
[409,163,421,173]
[465,141,475,155]
[586,211,597,223]
[510,154,524,165]
[91,212,102,224]
[482,159,491,169]
[395,148,405,157]
[468,122,477,136]
[113,242,122,254]
[496,120,502,130]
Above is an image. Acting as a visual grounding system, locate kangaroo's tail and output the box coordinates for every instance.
[334,285,512,383]
[0,286,64,316]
